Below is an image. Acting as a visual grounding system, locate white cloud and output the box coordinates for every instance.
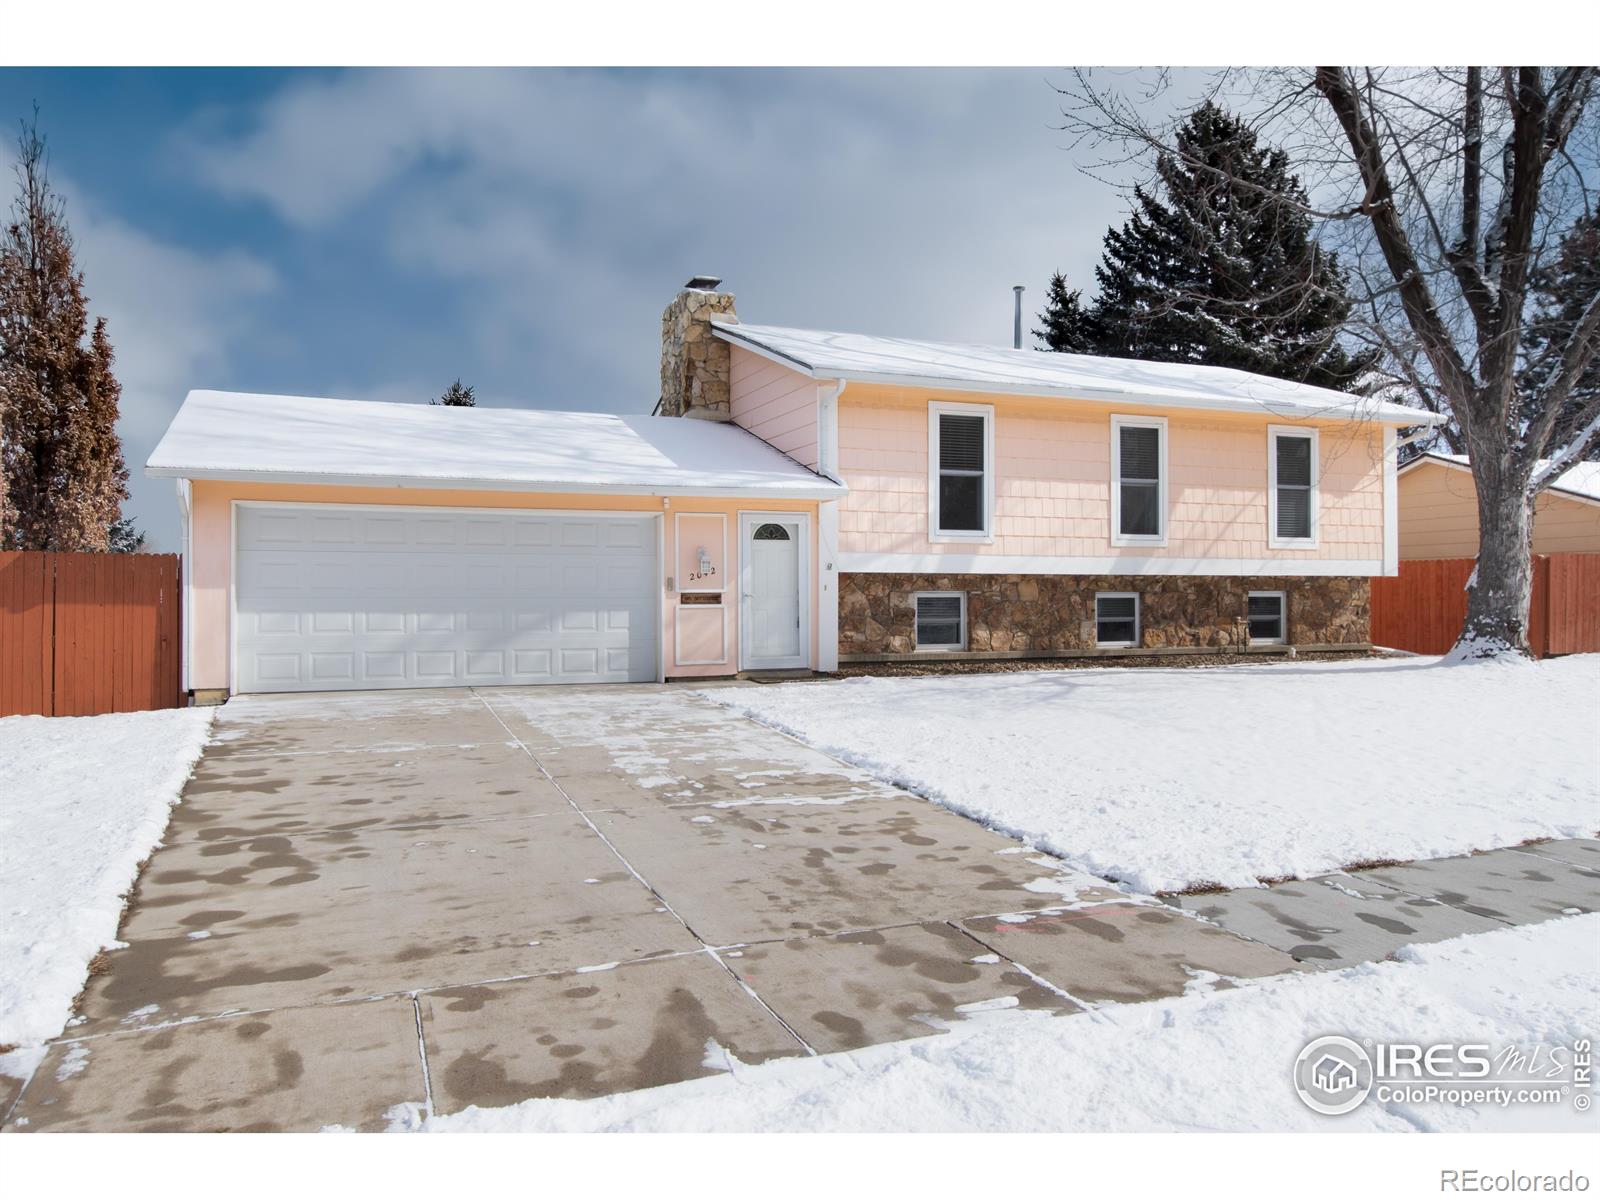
[184,69,1163,396]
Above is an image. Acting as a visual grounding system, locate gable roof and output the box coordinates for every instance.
[1398,452,1600,506]
[145,390,846,499]
[715,321,1445,426]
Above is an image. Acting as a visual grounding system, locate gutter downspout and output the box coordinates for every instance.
[817,380,845,672]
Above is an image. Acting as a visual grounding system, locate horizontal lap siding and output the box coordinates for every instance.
[1399,462,1600,559]
[729,347,819,470]
[838,385,1385,562]
[0,551,181,717]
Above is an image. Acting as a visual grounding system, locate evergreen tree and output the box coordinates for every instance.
[108,516,146,553]
[1032,272,1098,353]
[434,378,476,407]
[1522,212,1599,461]
[1076,103,1373,392]
[0,111,128,551]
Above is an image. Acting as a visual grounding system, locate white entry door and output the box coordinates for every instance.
[234,504,658,693]
[740,513,809,670]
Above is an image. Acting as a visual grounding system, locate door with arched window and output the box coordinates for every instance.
[739,513,810,670]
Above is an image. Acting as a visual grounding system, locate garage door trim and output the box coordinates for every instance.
[229,499,665,693]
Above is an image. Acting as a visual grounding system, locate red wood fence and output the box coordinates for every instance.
[1371,554,1600,658]
[0,551,183,717]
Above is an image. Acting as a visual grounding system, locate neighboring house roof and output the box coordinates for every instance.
[1398,452,1600,507]
[145,390,846,499]
[714,321,1446,426]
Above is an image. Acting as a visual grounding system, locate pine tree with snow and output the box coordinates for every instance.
[1032,272,1098,354]
[434,378,476,407]
[1084,103,1372,392]
[1522,212,1600,461]
[0,111,128,551]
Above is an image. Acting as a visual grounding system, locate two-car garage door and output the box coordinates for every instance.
[234,505,658,693]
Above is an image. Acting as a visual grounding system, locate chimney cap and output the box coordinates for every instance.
[684,274,723,291]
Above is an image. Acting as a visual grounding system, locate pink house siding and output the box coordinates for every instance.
[729,345,819,470]
[836,384,1385,567]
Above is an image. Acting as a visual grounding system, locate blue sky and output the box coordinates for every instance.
[0,68,1162,549]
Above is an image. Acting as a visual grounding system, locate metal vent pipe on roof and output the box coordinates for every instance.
[1013,285,1024,349]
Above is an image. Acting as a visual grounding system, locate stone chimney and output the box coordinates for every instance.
[659,275,737,420]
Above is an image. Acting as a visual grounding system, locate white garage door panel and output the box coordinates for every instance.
[235,507,658,693]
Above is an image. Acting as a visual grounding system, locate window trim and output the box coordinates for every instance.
[1267,425,1320,549]
[928,401,995,543]
[1247,589,1288,646]
[1110,414,1169,547]
[1094,591,1141,649]
[913,590,967,652]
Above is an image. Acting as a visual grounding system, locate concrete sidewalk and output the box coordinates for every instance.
[4,685,1594,1132]
[1171,840,1600,967]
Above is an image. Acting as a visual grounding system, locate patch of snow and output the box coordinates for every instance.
[707,656,1598,893]
[186,930,211,940]
[717,323,1440,426]
[968,954,1001,965]
[53,1043,89,1083]
[575,962,619,974]
[147,390,846,498]
[0,707,213,1048]
[403,917,1598,1133]
[952,995,1020,1015]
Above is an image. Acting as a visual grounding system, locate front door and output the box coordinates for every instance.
[740,514,808,670]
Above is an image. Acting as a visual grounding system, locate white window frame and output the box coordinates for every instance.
[1247,590,1288,646]
[1094,591,1141,649]
[1267,425,1320,549]
[928,401,995,543]
[1110,414,1168,547]
[913,591,967,652]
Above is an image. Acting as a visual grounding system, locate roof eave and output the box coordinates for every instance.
[712,327,1444,425]
[143,464,848,501]
[1397,453,1600,507]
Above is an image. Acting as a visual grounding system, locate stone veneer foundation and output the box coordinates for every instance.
[839,573,1370,657]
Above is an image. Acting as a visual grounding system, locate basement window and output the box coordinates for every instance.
[914,592,967,651]
[1248,591,1287,645]
[1095,593,1140,648]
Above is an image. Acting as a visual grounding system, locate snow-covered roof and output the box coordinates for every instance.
[715,321,1446,426]
[145,390,845,498]
[1402,452,1600,505]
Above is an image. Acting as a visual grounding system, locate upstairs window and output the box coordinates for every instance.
[1095,593,1141,648]
[929,403,994,539]
[914,592,966,651]
[1248,591,1287,645]
[1269,427,1318,546]
[1112,416,1167,544]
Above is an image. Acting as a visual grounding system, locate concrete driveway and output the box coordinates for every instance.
[6,684,1297,1132]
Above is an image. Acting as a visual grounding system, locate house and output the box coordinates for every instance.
[1396,452,1600,559]
[146,278,1442,699]
[1311,1054,1358,1095]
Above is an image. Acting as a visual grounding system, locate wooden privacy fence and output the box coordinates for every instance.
[1,551,182,718]
[1370,554,1600,658]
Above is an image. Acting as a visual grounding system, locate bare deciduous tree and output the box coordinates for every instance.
[1055,66,1600,658]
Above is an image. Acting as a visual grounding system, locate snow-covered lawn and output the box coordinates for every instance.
[709,655,1599,894]
[0,707,213,1052]
[405,916,1599,1133]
